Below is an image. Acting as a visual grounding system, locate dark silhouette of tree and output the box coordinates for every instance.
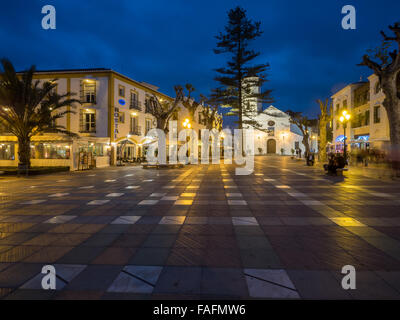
[286,110,317,157]
[317,99,332,162]
[212,6,273,131]
[359,21,400,175]
[201,104,220,130]
[181,84,203,123]
[146,85,184,133]
[0,59,79,171]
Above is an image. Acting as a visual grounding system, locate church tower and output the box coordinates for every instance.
[242,76,261,127]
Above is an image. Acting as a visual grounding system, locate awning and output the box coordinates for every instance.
[335,135,347,143]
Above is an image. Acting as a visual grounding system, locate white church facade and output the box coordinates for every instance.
[244,105,308,156]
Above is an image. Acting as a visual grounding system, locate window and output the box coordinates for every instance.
[268,127,274,136]
[92,143,104,156]
[0,142,15,160]
[30,143,70,159]
[119,112,125,124]
[145,119,152,135]
[145,97,151,113]
[80,80,96,103]
[336,104,340,115]
[130,91,140,110]
[119,85,125,97]
[342,100,347,109]
[336,121,340,129]
[0,120,11,134]
[365,110,370,126]
[375,82,382,94]
[374,106,381,123]
[294,141,299,149]
[198,113,202,123]
[80,109,96,133]
[130,116,140,135]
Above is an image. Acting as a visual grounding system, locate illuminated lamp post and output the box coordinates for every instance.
[339,110,351,161]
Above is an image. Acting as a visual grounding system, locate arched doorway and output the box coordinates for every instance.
[117,140,137,162]
[267,139,276,154]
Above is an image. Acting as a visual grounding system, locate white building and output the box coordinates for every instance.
[240,78,311,156]
[0,68,222,170]
[331,74,390,153]
[243,105,311,155]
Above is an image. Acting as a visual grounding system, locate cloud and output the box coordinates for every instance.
[1,0,399,121]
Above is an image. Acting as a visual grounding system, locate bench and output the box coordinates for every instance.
[142,163,184,169]
[336,168,348,176]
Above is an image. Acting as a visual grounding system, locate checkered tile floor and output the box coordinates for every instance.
[1,156,400,299]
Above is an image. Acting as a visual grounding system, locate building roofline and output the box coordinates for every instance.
[18,68,112,73]
[330,81,368,98]
[16,67,172,100]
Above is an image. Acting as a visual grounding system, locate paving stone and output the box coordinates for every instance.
[129,248,170,266]
[287,270,352,299]
[65,265,122,291]
[244,269,299,299]
[201,267,248,297]
[106,193,124,197]
[138,200,159,205]
[44,215,77,224]
[111,216,141,224]
[107,266,162,293]
[232,217,258,226]
[159,216,186,225]
[154,266,201,294]
[87,200,110,205]
[228,200,247,206]
[20,264,87,290]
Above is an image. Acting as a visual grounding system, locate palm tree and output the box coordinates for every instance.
[0,59,79,171]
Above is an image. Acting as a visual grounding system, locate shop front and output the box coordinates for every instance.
[0,135,111,171]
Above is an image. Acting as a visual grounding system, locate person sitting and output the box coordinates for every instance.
[324,154,337,174]
[307,153,315,166]
[336,154,346,169]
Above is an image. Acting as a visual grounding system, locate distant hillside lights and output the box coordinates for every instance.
[145,122,255,175]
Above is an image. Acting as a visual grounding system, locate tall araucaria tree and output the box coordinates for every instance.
[0,58,79,171]
[317,99,332,162]
[212,6,273,131]
[146,85,184,133]
[359,22,400,175]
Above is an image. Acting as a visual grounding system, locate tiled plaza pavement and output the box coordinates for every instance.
[1,156,400,299]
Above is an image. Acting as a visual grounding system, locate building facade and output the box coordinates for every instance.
[331,74,390,154]
[243,105,311,156]
[0,68,222,170]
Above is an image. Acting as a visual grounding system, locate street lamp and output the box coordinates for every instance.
[339,110,351,161]
[182,118,191,129]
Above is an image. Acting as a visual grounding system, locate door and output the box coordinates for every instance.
[267,139,276,154]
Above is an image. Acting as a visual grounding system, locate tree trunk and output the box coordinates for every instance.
[319,121,328,162]
[382,74,400,176]
[386,101,400,176]
[17,136,31,171]
[302,135,310,157]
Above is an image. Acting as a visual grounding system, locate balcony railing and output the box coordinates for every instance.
[129,125,141,136]
[80,92,96,104]
[129,100,142,111]
[79,126,96,134]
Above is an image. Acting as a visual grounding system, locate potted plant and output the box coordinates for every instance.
[281,148,285,155]
[291,148,295,159]
[258,147,263,155]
